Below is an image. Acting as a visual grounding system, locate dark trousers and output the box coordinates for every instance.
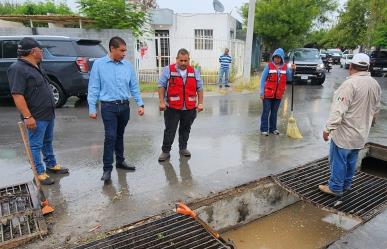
[162,108,197,153]
[101,102,130,172]
[260,98,281,132]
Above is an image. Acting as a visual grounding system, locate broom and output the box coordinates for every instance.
[286,57,303,139]
[18,121,55,215]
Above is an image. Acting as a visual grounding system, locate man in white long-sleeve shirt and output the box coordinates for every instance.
[319,53,381,196]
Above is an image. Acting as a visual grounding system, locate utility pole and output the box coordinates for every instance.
[242,0,256,83]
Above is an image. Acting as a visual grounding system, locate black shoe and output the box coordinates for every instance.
[116,161,136,171]
[179,149,191,157]
[225,84,231,88]
[101,171,112,181]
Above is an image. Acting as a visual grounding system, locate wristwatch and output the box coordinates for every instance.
[23,116,32,120]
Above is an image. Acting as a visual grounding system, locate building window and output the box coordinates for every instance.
[195,29,213,50]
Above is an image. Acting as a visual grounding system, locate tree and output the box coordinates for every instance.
[0,1,73,15]
[241,0,337,51]
[78,0,150,36]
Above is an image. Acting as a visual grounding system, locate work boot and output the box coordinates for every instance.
[37,173,55,185]
[46,164,69,174]
[116,161,136,171]
[158,152,170,162]
[318,185,342,196]
[101,171,112,182]
[179,149,191,157]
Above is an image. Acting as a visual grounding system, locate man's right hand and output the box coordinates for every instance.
[24,117,37,130]
[89,113,97,119]
[260,96,264,100]
[159,102,166,111]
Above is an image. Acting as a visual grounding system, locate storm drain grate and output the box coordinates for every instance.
[273,157,387,221]
[76,213,230,249]
[0,182,47,249]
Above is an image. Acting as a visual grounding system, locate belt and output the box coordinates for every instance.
[101,100,129,104]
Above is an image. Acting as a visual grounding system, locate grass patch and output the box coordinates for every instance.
[140,84,158,92]
[232,75,260,92]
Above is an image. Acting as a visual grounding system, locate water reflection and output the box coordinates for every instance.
[159,156,193,185]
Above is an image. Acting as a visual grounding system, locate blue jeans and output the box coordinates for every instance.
[101,102,130,172]
[328,140,360,194]
[260,98,281,132]
[218,67,230,86]
[28,119,57,175]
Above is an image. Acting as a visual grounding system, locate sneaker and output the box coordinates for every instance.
[318,185,342,196]
[261,131,269,136]
[179,149,191,157]
[37,173,55,185]
[46,164,69,174]
[271,130,280,135]
[225,84,231,88]
[158,152,170,162]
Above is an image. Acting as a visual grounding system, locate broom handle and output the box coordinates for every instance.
[18,121,41,190]
[291,56,295,112]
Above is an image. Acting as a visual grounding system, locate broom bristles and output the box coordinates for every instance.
[287,113,303,139]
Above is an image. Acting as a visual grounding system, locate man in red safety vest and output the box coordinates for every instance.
[157,48,204,162]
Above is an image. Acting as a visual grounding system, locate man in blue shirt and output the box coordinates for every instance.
[157,49,204,162]
[88,36,144,182]
[218,48,232,88]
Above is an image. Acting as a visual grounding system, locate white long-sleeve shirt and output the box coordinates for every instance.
[326,71,381,149]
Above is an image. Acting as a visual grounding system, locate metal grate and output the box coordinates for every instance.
[0,182,47,249]
[273,157,387,221]
[75,213,230,249]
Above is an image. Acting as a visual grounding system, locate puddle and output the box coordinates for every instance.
[223,201,360,249]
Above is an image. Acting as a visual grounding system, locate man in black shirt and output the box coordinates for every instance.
[7,37,69,185]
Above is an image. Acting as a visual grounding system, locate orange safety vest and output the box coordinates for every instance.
[264,63,287,99]
[167,64,197,110]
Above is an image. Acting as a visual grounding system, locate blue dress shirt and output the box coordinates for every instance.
[88,55,144,114]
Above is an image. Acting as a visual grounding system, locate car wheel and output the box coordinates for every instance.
[49,80,67,108]
[316,75,325,85]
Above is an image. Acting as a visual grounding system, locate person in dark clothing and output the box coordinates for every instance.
[7,37,69,185]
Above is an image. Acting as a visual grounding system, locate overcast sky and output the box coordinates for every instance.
[60,0,247,21]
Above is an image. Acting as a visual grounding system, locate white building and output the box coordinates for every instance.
[137,9,245,83]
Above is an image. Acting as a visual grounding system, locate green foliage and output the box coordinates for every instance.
[241,0,336,51]
[78,0,149,36]
[0,1,73,15]
[305,0,386,49]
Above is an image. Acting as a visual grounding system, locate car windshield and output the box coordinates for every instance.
[294,50,320,60]
[327,49,342,54]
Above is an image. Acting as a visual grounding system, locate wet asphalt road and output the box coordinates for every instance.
[0,66,386,248]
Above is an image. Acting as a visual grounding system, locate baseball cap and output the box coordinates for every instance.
[17,37,46,51]
[351,53,370,66]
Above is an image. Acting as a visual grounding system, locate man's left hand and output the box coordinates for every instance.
[291,64,297,70]
[197,104,204,112]
[323,130,330,141]
[138,107,144,116]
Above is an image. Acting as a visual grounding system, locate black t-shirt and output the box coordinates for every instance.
[7,59,55,120]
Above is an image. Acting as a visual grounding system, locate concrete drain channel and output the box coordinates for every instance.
[72,143,386,249]
[0,182,47,248]
[3,143,386,248]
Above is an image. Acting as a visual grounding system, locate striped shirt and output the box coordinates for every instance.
[219,54,232,69]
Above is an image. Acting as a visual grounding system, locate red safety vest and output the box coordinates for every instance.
[167,64,197,110]
[264,63,287,99]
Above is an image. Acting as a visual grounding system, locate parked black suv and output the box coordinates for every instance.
[0,35,107,107]
[369,49,387,77]
[287,48,326,85]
